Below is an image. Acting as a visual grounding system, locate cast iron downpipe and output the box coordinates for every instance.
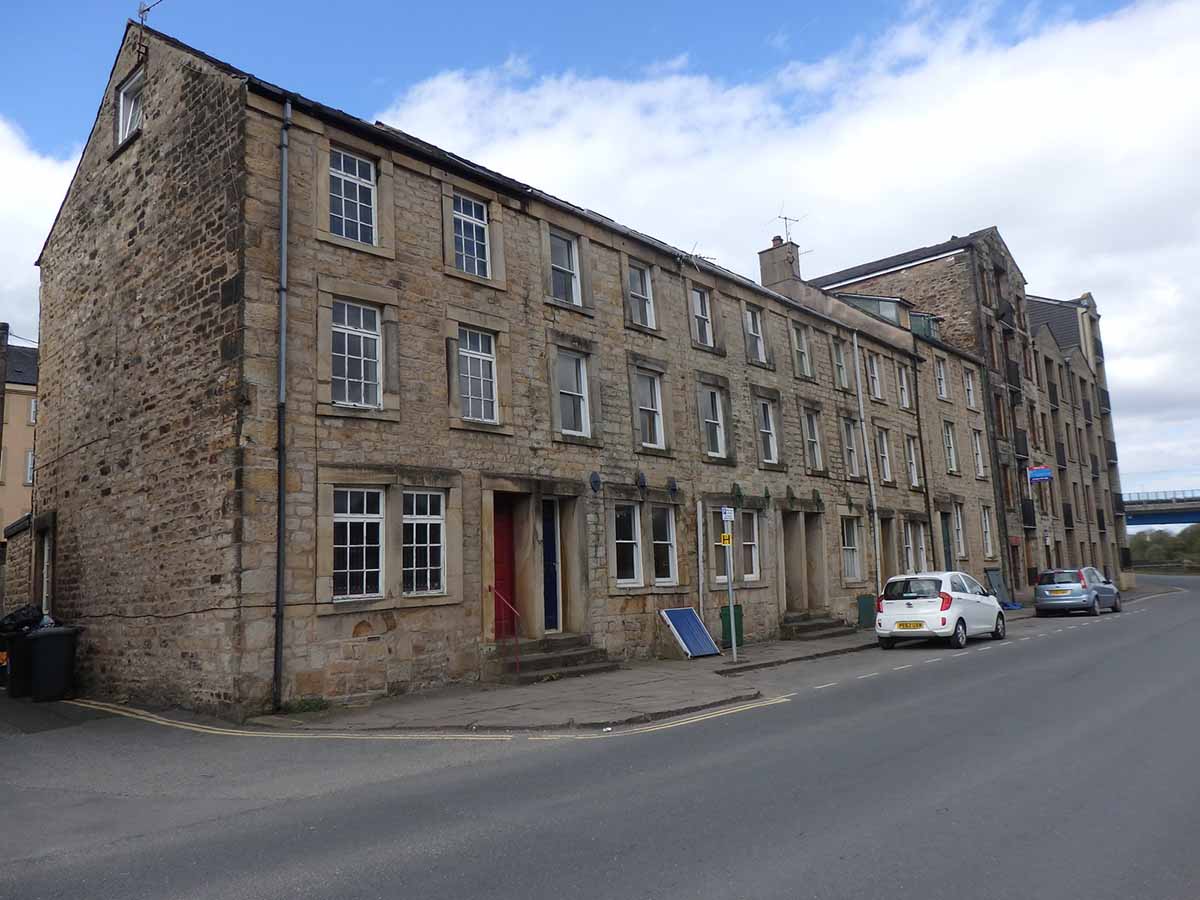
[851,331,883,596]
[272,98,292,711]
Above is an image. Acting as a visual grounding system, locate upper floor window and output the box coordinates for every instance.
[953,503,967,558]
[329,148,376,245]
[453,193,490,278]
[943,421,959,472]
[756,398,779,464]
[897,363,912,409]
[802,408,823,471]
[876,427,892,481]
[842,417,860,476]
[556,350,590,437]
[701,387,726,458]
[333,487,384,600]
[744,306,766,363]
[867,353,883,399]
[833,340,849,389]
[981,506,995,557]
[24,450,34,486]
[628,261,655,328]
[332,299,381,408]
[458,326,497,423]
[549,231,581,305]
[28,398,37,425]
[117,68,144,144]
[972,429,986,476]
[636,370,664,449]
[964,367,977,408]
[905,434,920,487]
[692,287,713,347]
[792,324,813,378]
[935,358,949,399]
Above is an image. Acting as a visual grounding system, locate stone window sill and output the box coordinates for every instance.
[108,128,141,162]
[609,583,692,597]
[444,265,507,292]
[451,418,515,437]
[758,460,788,473]
[545,296,593,317]
[702,455,738,468]
[317,229,396,260]
[626,320,665,339]
[636,445,675,459]
[692,340,726,356]
[319,593,460,616]
[319,403,401,424]
[554,433,603,449]
[747,358,775,372]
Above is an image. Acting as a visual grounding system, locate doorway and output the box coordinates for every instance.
[494,494,517,638]
[940,513,954,571]
[542,499,562,633]
[879,516,897,581]
[782,511,806,613]
[803,511,827,612]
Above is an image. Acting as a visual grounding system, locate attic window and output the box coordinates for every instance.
[117,69,145,144]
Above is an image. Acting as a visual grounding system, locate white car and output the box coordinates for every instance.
[875,571,1005,650]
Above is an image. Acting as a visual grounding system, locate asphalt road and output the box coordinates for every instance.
[2,575,1198,900]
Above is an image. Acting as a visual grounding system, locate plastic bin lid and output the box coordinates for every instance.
[25,626,84,639]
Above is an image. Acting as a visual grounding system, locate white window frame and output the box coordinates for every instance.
[833,340,849,388]
[757,398,779,464]
[803,408,824,471]
[614,502,643,586]
[333,487,385,600]
[636,370,665,449]
[897,363,912,409]
[843,417,860,476]
[905,434,920,487]
[964,368,977,408]
[981,505,995,557]
[628,261,656,328]
[549,230,581,306]
[935,358,949,399]
[692,287,713,347]
[972,429,986,476]
[744,307,766,363]
[793,323,813,377]
[712,509,731,583]
[28,398,38,425]
[401,490,446,596]
[458,326,498,423]
[902,521,916,573]
[841,516,862,580]
[916,523,929,571]
[329,147,377,246]
[943,421,959,472]
[867,353,883,399]
[741,511,761,581]
[557,350,590,437]
[331,298,382,409]
[650,504,678,586]
[702,387,726,458]
[24,450,34,486]
[953,503,967,558]
[876,427,892,481]
[117,68,144,144]
[452,192,491,278]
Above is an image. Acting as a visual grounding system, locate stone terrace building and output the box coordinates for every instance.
[17,24,1000,716]
[811,229,1130,598]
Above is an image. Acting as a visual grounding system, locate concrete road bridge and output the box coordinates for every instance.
[1122,491,1200,526]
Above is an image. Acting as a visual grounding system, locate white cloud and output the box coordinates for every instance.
[377,0,1200,493]
[0,118,77,344]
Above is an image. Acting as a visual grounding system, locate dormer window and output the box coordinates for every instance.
[117,68,144,144]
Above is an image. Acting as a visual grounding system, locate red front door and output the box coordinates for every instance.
[494,496,516,639]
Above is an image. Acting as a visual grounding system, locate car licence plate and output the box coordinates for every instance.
[896,621,924,630]
[1049,589,1070,596]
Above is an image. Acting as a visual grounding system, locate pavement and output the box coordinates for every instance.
[0,575,1192,900]
[243,602,1046,733]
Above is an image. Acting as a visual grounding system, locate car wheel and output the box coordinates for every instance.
[878,637,895,650]
[992,614,1006,641]
[948,619,968,649]
[1112,593,1122,613]
[1090,597,1101,617]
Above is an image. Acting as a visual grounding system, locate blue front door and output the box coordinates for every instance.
[542,500,561,632]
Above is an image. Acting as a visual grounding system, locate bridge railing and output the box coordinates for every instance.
[1123,490,1200,504]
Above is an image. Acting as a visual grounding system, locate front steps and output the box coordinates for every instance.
[779,612,857,642]
[485,633,619,685]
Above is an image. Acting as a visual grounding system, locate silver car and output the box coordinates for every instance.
[1034,567,1121,617]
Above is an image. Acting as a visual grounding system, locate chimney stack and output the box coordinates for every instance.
[758,236,803,298]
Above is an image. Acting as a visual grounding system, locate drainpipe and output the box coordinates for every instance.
[695,499,706,622]
[851,331,882,595]
[272,98,292,711]
[910,336,938,567]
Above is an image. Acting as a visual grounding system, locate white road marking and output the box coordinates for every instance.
[1068,625,1078,630]
[1037,633,1049,637]
[925,657,943,663]
[977,645,992,651]
[814,682,838,690]
[1020,636,1032,641]
[1055,629,1064,633]
[893,664,913,671]
[857,672,880,679]
[953,651,969,657]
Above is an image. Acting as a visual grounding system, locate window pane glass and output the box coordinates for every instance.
[615,505,635,541]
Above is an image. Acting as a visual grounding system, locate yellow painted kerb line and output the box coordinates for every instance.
[64,699,512,742]
[529,694,794,741]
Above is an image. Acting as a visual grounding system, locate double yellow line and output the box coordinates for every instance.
[65,693,793,743]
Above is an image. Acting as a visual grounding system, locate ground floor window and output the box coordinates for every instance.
[841,516,862,580]
[614,502,642,585]
[742,511,760,581]
[402,490,445,595]
[334,487,384,599]
[651,504,677,585]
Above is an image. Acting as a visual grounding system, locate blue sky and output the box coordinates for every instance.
[0,0,1197,501]
[4,0,1123,157]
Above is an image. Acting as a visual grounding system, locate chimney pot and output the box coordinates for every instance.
[771,235,783,247]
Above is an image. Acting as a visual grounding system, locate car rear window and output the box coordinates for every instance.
[1038,572,1079,585]
[884,578,941,599]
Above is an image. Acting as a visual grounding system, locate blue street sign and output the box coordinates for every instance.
[1027,465,1053,483]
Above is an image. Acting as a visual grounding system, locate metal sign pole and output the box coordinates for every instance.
[726,541,737,662]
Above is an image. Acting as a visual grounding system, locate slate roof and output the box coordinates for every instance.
[6,345,38,386]
[809,233,981,288]
[1027,295,1083,350]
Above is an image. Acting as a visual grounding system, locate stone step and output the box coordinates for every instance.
[497,646,610,674]
[781,616,843,634]
[779,622,858,641]
[491,633,592,658]
[501,660,621,686]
